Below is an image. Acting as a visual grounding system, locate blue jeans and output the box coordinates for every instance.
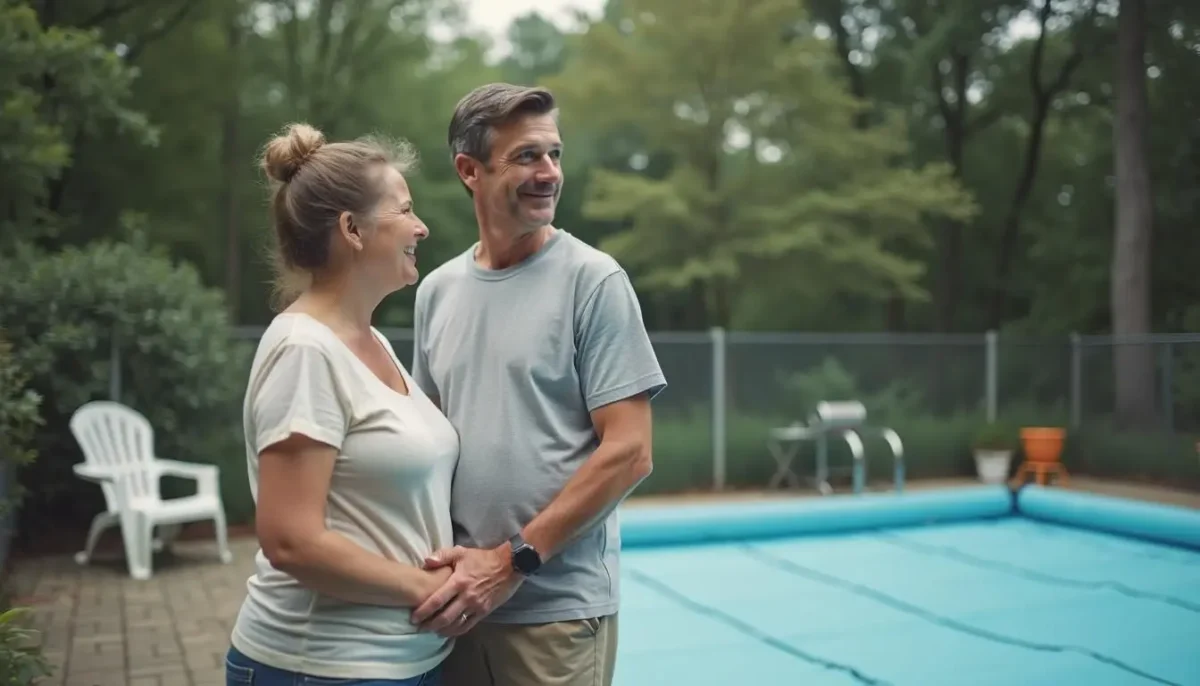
[225,646,441,686]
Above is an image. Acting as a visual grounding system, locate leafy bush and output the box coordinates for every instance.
[1064,421,1200,489]
[639,406,991,495]
[642,402,1199,495]
[0,607,51,686]
[0,238,254,535]
[0,337,50,684]
[972,420,1018,451]
[0,335,42,528]
[777,356,929,421]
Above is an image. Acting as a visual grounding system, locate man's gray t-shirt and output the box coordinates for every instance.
[410,229,666,624]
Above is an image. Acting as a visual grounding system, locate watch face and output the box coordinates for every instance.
[514,546,540,573]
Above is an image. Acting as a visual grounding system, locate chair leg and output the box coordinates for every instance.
[75,512,119,565]
[213,508,233,564]
[119,512,154,580]
[155,523,184,553]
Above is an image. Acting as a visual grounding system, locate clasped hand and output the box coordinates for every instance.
[411,544,523,637]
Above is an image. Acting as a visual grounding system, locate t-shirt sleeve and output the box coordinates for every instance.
[576,270,668,412]
[250,342,350,454]
[410,281,440,400]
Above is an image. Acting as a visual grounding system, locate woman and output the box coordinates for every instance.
[225,123,457,686]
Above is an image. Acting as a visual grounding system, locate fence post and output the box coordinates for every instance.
[1070,332,1081,428]
[985,330,997,421]
[710,326,726,491]
[109,329,122,402]
[1161,342,1174,432]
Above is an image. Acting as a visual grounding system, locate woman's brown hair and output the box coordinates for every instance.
[259,123,418,309]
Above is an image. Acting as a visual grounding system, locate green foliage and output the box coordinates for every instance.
[546,0,978,326]
[778,356,928,421]
[0,237,254,530]
[1064,421,1200,490]
[0,335,43,523]
[972,420,1018,451]
[0,606,51,686]
[0,1,154,242]
[641,404,1199,496]
[638,407,989,495]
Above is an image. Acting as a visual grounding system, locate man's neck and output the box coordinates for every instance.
[475,223,553,270]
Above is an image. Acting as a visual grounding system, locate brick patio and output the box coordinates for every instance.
[6,536,259,686]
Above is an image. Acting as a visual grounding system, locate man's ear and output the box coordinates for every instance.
[454,153,481,193]
[338,211,364,252]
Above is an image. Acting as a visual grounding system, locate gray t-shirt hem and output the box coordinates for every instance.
[482,600,620,625]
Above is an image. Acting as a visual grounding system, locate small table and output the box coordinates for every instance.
[767,424,814,490]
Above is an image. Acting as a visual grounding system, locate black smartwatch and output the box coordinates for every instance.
[509,534,542,575]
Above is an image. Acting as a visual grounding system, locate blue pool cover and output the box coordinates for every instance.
[612,486,1200,685]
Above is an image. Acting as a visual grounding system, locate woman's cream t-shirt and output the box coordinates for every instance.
[230,313,459,680]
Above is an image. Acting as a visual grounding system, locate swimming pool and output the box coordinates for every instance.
[613,486,1200,686]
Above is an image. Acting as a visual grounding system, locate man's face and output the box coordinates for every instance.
[469,113,563,233]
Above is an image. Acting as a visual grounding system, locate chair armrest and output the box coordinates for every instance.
[72,463,136,509]
[154,459,221,498]
[73,462,117,483]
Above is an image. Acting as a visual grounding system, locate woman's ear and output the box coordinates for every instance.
[338,210,364,252]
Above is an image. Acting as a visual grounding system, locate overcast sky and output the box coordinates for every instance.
[452,0,1044,62]
[457,0,606,58]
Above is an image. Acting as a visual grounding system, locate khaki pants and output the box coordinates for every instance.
[441,614,618,686]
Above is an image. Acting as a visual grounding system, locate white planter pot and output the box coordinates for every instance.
[974,449,1013,484]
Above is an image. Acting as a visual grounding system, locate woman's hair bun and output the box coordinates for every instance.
[261,123,327,183]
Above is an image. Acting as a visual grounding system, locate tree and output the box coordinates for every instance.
[1111,0,1155,429]
[0,1,153,244]
[547,0,977,328]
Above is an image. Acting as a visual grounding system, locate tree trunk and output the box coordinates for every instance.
[1111,0,1157,430]
[220,4,244,321]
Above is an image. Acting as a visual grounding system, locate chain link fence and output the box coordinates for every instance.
[101,329,1200,494]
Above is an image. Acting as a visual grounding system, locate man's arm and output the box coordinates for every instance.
[520,392,653,560]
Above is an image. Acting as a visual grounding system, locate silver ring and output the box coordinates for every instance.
[460,612,470,622]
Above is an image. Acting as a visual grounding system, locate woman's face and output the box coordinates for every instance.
[357,165,429,291]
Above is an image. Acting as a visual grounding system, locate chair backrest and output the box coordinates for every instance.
[69,401,160,508]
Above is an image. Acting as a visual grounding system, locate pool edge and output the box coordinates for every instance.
[619,484,1200,551]
[1015,484,1200,551]
[619,485,1015,548]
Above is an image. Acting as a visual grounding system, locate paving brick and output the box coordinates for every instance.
[64,670,128,686]
[67,649,125,673]
[158,671,194,686]
[191,669,226,686]
[129,663,189,681]
[129,651,187,673]
[183,647,223,672]
[8,535,261,686]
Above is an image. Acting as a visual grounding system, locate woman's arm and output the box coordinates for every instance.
[255,432,449,607]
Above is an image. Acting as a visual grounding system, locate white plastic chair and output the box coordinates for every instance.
[68,400,233,580]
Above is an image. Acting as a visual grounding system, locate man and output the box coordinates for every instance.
[408,82,667,685]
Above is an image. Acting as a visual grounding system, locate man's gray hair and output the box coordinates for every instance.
[448,83,558,165]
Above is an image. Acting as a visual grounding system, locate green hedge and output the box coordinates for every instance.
[0,239,254,536]
[638,410,986,495]
[1063,421,1200,489]
[0,334,43,569]
[638,405,1200,495]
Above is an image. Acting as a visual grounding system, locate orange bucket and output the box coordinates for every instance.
[1021,427,1065,463]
